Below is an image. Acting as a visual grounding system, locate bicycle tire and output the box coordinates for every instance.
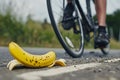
[100,28,110,55]
[47,0,85,58]
[86,0,110,55]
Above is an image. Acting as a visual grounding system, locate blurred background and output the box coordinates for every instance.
[0,0,120,49]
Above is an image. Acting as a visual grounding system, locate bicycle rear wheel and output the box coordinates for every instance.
[86,0,110,55]
[47,0,84,58]
[100,28,110,55]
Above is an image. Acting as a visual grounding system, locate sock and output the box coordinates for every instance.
[98,26,106,33]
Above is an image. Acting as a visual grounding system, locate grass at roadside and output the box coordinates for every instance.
[109,38,120,49]
[0,12,120,49]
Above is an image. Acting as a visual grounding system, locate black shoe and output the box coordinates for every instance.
[62,3,75,30]
[95,32,110,48]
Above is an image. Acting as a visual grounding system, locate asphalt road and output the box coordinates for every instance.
[0,47,120,80]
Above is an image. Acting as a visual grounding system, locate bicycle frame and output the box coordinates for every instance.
[47,0,110,57]
[61,0,96,41]
[75,0,94,31]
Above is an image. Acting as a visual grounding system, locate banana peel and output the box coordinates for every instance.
[7,42,66,71]
[9,42,56,67]
[7,58,66,71]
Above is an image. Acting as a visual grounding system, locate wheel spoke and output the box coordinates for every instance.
[47,0,85,57]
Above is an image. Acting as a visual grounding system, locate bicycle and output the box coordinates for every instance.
[46,0,110,58]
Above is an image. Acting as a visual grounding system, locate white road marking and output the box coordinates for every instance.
[104,58,120,63]
[17,58,120,80]
[17,62,101,80]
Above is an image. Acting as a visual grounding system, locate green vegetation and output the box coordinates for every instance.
[0,8,120,49]
[107,10,120,41]
[0,12,61,47]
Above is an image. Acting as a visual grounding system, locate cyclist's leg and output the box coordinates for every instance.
[62,0,75,30]
[94,0,109,47]
[95,0,107,27]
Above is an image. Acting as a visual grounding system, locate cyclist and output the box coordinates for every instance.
[62,0,110,47]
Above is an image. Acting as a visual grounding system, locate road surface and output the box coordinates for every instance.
[0,47,120,80]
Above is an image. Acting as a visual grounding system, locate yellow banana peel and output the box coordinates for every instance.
[7,42,66,71]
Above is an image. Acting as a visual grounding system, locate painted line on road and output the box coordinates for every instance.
[104,58,120,63]
[17,58,120,80]
[17,62,101,80]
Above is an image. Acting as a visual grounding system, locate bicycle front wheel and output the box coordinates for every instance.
[47,0,84,58]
